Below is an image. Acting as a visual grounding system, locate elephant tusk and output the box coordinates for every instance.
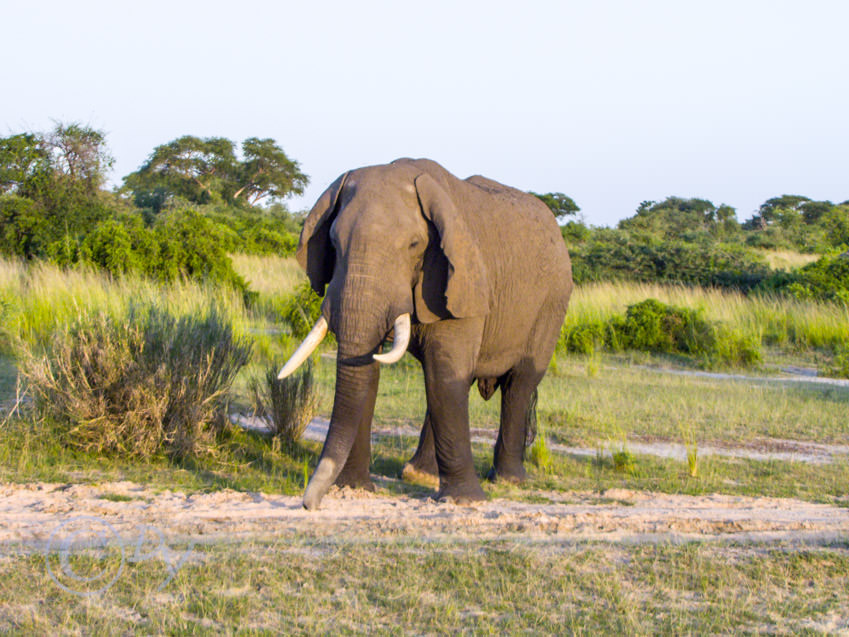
[373,313,411,364]
[277,316,328,379]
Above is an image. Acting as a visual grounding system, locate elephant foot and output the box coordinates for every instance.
[334,472,376,492]
[435,479,486,504]
[401,462,440,489]
[487,463,527,484]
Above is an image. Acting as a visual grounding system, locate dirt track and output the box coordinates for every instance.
[3,480,848,549]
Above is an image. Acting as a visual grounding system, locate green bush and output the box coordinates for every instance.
[18,305,252,459]
[559,299,762,368]
[759,250,849,304]
[570,231,772,291]
[279,281,324,339]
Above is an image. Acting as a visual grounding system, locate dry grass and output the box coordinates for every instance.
[229,253,305,299]
[756,248,820,271]
[249,361,319,446]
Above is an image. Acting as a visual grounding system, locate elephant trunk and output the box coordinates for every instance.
[303,284,388,510]
[303,358,379,509]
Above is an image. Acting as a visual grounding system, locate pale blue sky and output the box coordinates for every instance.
[2,0,847,225]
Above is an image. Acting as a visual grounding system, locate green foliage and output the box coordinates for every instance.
[123,135,308,211]
[743,195,849,253]
[758,250,849,304]
[559,298,762,368]
[71,210,249,293]
[280,281,324,339]
[0,124,114,259]
[530,192,580,221]
[619,197,740,242]
[570,229,772,291]
[18,304,252,459]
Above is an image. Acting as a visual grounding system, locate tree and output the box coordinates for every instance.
[619,197,740,241]
[0,123,114,258]
[232,137,308,205]
[530,192,580,221]
[124,136,308,212]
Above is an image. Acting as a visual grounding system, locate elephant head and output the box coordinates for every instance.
[278,159,490,509]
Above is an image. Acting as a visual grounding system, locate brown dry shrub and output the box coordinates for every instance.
[18,305,252,458]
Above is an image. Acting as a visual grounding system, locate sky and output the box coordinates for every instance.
[2,0,847,226]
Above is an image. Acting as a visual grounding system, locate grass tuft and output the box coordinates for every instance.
[249,361,319,449]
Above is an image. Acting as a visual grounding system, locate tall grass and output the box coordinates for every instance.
[565,281,849,352]
[229,254,305,299]
[0,258,253,351]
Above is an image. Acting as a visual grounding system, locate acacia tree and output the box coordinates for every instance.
[531,192,580,221]
[124,136,308,211]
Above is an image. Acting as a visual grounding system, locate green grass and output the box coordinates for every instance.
[4,350,849,504]
[2,537,847,634]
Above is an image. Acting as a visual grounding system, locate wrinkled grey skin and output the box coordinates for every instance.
[296,158,572,509]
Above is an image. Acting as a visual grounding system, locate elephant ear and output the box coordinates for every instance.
[414,173,490,319]
[296,172,349,295]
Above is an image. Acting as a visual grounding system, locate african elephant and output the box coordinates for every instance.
[279,158,572,510]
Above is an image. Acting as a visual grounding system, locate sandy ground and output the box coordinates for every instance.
[2,480,848,552]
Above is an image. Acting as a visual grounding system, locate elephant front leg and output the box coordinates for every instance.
[423,364,486,503]
[401,410,440,489]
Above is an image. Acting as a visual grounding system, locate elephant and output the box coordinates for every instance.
[279,158,572,510]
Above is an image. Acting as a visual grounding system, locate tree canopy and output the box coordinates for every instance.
[123,136,308,212]
[531,192,580,221]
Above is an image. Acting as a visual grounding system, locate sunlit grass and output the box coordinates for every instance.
[565,280,849,351]
[2,535,848,634]
[229,253,305,298]
[0,258,254,350]
[755,248,820,271]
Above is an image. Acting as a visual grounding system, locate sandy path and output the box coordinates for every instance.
[2,481,848,550]
[233,415,849,465]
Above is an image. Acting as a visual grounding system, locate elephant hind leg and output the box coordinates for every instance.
[488,365,546,484]
[401,410,440,489]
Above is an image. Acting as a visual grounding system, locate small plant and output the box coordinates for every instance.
[611,436,636,474]
[825,344,849,379]
[249,361,318,449]
[681,425,699,478]
[528,425,554,475]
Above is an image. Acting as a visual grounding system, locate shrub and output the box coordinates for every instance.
[279,281,324,339]
[249,361,318,448]
[760,250,849,304]
[559,298,762,368]
[18,305,252,458]
[826,345,849,379]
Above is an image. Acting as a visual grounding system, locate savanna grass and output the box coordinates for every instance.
[565,280,849,356]
[0,257,254,349]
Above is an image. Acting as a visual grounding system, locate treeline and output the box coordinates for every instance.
[0,124,305,294]
[2,122,848,305]
[551,195,849,303]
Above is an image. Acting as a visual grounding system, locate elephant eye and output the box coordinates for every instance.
[408,240,420,250]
